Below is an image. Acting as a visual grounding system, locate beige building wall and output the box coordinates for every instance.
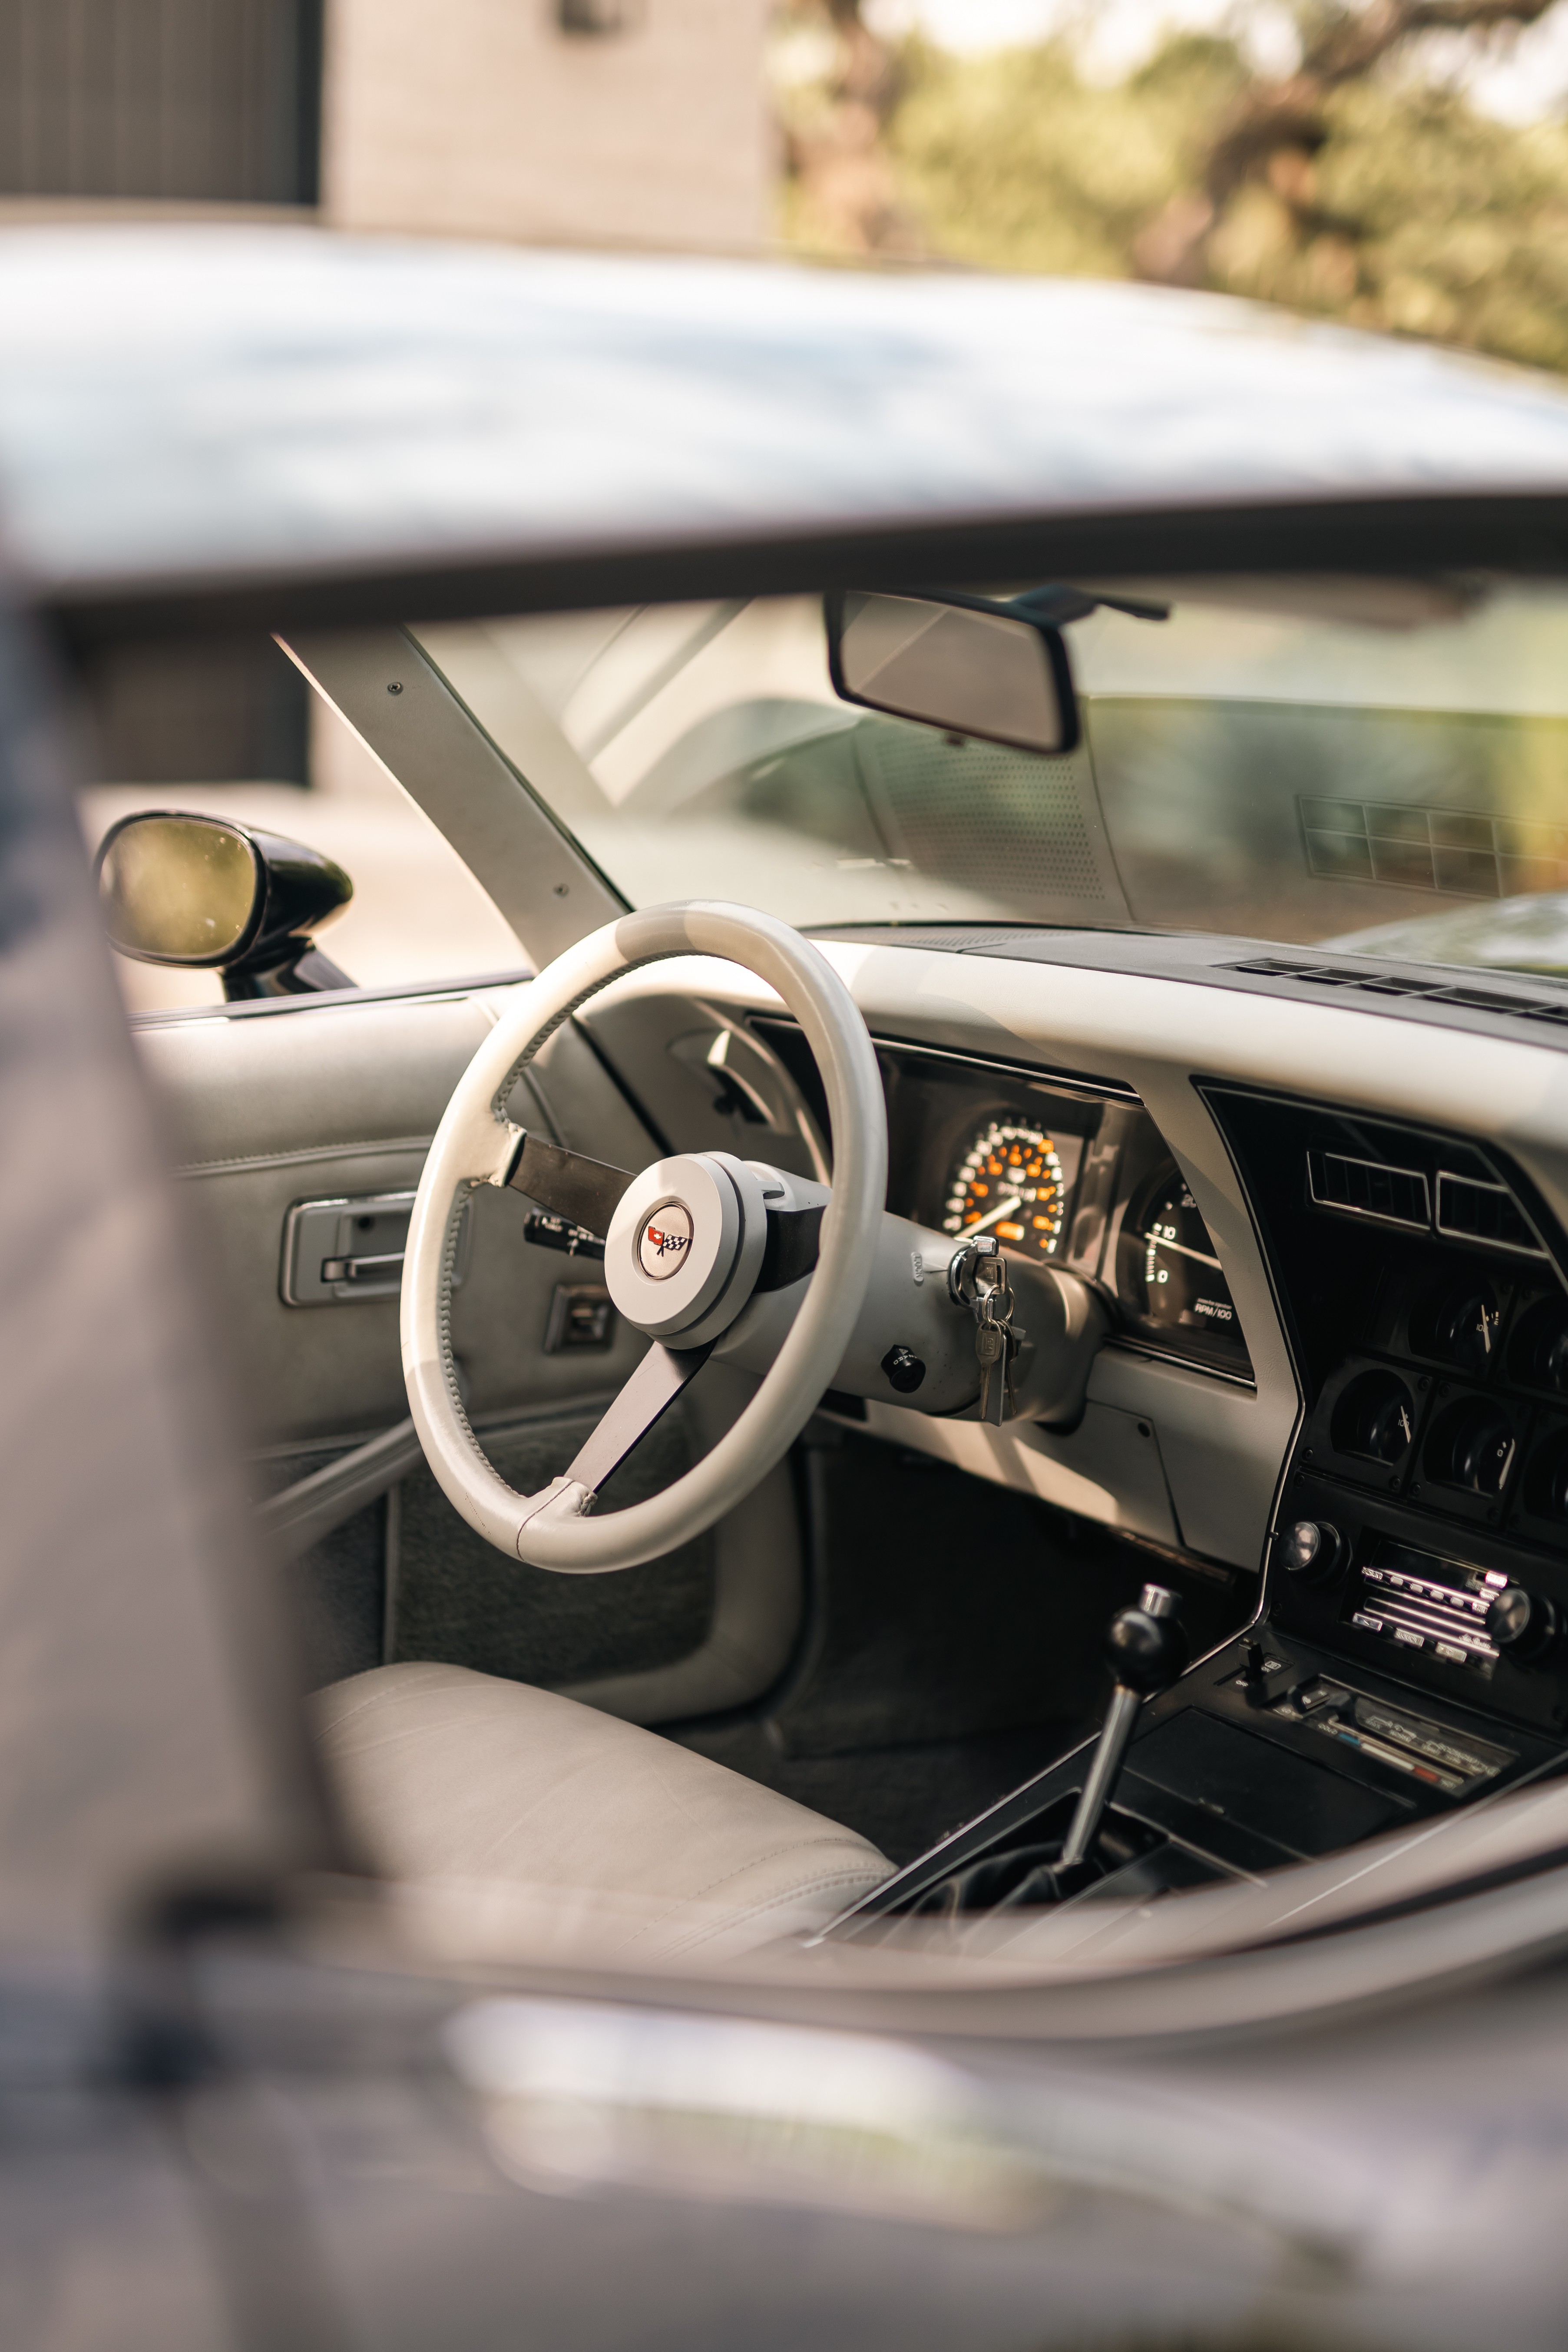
[323,0,773,254]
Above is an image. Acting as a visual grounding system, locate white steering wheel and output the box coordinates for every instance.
[401,903,887,1571]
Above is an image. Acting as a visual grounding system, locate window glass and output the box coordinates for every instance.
[416,580,1568,977]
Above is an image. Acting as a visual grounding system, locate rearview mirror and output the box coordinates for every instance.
[95,812,354,999]
[826,591,1079,755]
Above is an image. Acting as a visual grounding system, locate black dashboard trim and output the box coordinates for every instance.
[751,1011,1141,1105]
[860,1031,1141,1102]
[1101,1334,1257,1394]
[1197,1076,1568,1297]
[126,966,535,1028]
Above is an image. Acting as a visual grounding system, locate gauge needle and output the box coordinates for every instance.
[962,1195,1023,1237]
[1147,1232,1223,1271]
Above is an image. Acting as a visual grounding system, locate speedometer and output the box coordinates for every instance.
[943,1122,1066,1261]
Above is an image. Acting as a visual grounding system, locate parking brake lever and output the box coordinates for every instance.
[1059,1583,1185,1870]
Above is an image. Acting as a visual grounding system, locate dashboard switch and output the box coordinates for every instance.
[1278,1518,1347,1585]
[880,1345,926,1394]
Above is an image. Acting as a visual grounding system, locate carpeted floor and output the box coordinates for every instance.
[672,1717,1089,1866]
[672,1426,1249,1866]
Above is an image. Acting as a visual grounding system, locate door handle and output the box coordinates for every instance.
[319,1249,406,1285]
[282,1191,470,1306]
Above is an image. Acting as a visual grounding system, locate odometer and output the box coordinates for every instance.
[943,1122,1066,1261]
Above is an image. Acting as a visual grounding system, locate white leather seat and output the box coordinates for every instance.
[314,1661,892,1960]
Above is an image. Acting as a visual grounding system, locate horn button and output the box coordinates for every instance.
[605,1153,770,1345]
[637,1201,693,1278]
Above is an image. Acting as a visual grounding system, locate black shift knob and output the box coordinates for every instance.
[1105,1583,1186,1695]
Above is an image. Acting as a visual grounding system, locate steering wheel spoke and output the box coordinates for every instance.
[505,1129,634,1237]
[566,1340,713,1497]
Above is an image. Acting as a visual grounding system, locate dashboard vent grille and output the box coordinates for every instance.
[1435,1171,1546,1256]
[1305,1151,1549,1257]
[1230,956,1568,1028]
[1308,1149,1430,1229]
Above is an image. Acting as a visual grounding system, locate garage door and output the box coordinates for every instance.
[0,0,321,204]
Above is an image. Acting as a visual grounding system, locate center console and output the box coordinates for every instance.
[832,1086,1568,1938]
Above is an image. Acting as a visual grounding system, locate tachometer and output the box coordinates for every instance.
[1139,1169,1241,1346]
[943,1122,1066,1260]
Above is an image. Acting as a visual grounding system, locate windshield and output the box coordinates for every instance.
[414,577,1568,975]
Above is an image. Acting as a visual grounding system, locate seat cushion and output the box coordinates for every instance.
[313,1662,891,1960]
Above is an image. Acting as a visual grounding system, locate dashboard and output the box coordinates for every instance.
[572,936,1568,1908]
[734,976,1568,1918]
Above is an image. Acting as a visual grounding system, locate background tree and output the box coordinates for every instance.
[777,1,1568,374]
[1138,0,1558,281]
[774,0,921,255]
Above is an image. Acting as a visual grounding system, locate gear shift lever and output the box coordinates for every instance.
[1059,1583,1185,1870]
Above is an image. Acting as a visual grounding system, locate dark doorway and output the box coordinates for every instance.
[77,635,311,787]
[0,0,323,205]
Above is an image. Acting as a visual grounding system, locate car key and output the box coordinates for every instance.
[949,1234,1024,1424]
[975,1298,1005,1422]
[973,1257,1021,1425]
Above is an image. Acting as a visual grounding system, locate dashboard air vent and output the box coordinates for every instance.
[1435,1171,1546,1256]
[1229,956,1568,1029]
[1308,1149,1430,1230]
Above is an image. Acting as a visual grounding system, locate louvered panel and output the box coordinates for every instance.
[1307,1148,1431,1232]
[0,0,320,203]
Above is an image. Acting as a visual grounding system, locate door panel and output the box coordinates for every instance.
[138,984,803,1720]
[144,988,648,1443]
[141,989,494,1178]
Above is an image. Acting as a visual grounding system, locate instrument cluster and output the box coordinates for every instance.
[880,1042,1254,1383]
[746,1018,1254,1382]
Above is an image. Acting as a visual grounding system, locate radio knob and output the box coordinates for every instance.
[1277,1519,1346,1586]
[1486,1583,1561,1666]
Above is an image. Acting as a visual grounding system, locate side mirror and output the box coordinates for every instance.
[95,812,354,1000]
[825,590,1079,755]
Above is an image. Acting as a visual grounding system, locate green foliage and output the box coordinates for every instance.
[1307,83,1568,370]
[857,26,1568,374]
[886,34,1245,279]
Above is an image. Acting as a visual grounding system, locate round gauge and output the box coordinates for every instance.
[943,1122,1066,1261]
[1138,1170,1243,1350]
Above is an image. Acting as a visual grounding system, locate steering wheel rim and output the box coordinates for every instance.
[401,903,887,1571]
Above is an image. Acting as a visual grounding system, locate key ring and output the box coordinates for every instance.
[948,1233,1002,1310]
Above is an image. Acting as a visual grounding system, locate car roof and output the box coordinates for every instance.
[3,223,1568,636]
